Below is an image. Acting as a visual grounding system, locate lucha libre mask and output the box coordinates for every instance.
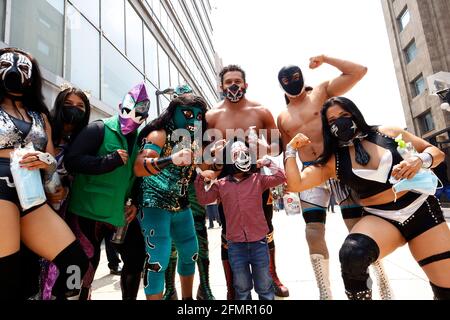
[0,52,33,94]
[230,141,252,172]
[278,65,304,98]
[119,83,150,135]
[173,105,203,137]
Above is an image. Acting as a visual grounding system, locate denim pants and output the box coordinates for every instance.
[227,238,274,300]
[206,204,220,228]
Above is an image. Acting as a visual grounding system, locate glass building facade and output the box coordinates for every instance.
[0,0,221,119]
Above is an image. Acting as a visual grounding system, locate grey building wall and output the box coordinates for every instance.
[381,0,450,140]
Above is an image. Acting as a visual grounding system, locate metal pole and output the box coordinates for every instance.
[156,92,161,116]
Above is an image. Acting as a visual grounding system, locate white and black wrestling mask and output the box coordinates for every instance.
[278,65,304,98]
[231,141,252,172]
[0,52,33,95]
[224,84,246,103]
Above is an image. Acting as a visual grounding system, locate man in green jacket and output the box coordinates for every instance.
[65,83,150,300]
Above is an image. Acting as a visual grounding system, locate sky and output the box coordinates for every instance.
[210,0,406,128]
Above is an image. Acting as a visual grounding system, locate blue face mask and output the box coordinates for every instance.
[391,170,441,197]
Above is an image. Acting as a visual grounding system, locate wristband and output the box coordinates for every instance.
[417,152,433,169]
[284,145,297,161]
[151,156,173,171]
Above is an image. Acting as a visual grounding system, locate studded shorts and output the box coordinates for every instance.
[363,194,446,241]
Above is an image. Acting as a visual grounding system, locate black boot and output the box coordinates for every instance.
[163,250,178,300]
[0,252,21,300]
[196,257,215,300]
[121,272,142,300]
[345,289,372,300]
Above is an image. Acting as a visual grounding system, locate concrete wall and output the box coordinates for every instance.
[381,0,450,139]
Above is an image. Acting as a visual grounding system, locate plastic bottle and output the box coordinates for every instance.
[111,199,132,244]
[44,171,63,210]
[395,134,416,160]
[283,192,302,216]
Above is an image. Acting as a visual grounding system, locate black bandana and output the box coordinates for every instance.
[332,117,371,166]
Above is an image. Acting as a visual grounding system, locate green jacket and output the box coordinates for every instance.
[68,116,138,227]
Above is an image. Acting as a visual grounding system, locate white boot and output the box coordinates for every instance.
[371,260,394,300]
[310,254,333,300]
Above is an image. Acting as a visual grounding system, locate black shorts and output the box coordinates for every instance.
[0,158,46,217]
[363,193,445,241]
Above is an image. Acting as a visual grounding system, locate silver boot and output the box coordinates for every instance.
[310,254,333,300]
[371,260,394,300]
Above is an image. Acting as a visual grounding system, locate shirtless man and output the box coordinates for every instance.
[206,65,288,299]
[277,55,393,300]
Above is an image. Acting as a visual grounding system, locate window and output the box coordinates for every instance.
[0,0,5,41]
[160,95,170,113]
[144,80,159,119]
[102,39,143,108]
[418,111,435,134]
[404,40,417,64]
[412,75,426,97]
[170,60,179,88]
[151,0,161,20]
[66,4,100,98]
[398,8,410,32]
[158,47,170,90]
[10,0,64,76]
[144,27,159,87]
[69,0,99,26]
[125,1,144,70]
[101,0,125,52]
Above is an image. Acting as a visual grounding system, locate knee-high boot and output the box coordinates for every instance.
[196,257,215,300]
[222,259,235,300]
[310,254,332,300]
[121,272,142,300]
[163,246,178,300]
[267,231,289,298]
[268,247,289,297]
[0,252,21,300]
[371,260,394,300]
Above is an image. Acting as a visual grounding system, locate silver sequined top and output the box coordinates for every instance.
[0,108,48,152]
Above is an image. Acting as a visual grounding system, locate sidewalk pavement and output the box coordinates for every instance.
[92,207,450,300]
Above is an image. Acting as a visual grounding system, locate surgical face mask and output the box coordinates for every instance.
[119,83,150,135]
[173,105,203,137]
[224,84,246,103]
[278,65,304,97]
[0,52,33,94]
[62,107,85,126]
[390,170,440,197]
[330,117,358,142]
[231,141,251,173]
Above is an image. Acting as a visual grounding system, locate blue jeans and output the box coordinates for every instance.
[228,238,274,300]
[206,204,220,228]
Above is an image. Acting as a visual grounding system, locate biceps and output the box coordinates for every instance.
[301,167,329,189]
[326,76,358,97]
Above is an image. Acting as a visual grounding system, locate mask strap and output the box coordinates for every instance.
[434,171,444,190]
[353,139,370,166]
